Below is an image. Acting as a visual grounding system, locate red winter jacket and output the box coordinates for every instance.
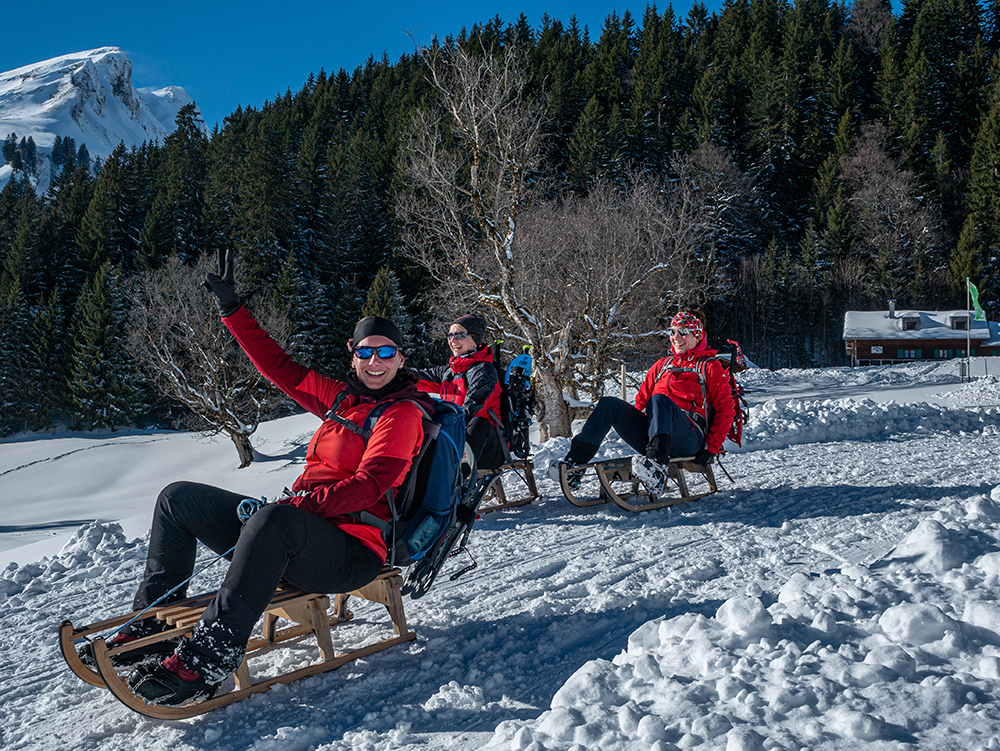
[413,345,503,427]
[224,307,429,561]
[635,338,737,455]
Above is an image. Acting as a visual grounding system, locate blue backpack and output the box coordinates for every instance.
[325,393,470,567]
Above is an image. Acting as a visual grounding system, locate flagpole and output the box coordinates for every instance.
[967,277,972,381]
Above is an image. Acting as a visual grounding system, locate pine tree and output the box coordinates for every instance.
[627,5,683,169]
[953,55,1000,307]
[24,287,67,430]
[77,143,131,272]
[68,262,142,429]
[331,275,364,358]
[139,104,208,268]
[362,266,415,352]
[0,284,31,434]
[230,111,297,296]
[0,190,42,305]
[2,133,17,165]
[44,163,95,309]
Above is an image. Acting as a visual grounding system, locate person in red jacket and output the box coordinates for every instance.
[412,314,506,470]
[561,310,736,478]
[86,255,433,707]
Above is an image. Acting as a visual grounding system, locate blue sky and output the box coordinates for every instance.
[4,1,725,130]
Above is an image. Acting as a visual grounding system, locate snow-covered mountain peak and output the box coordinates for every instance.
[0,47,204,193]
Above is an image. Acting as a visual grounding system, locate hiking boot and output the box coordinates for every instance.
[559,460,586,491]
[127,654,220,706]
[645,434,672,464]
[77,628,177,668]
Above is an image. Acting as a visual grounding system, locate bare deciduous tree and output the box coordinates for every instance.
[846,0,893,56]
[839,121,944,305]
[130,255,290,467]
[399,45,755,439]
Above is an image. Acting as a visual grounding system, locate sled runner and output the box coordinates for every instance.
[478,459,539,513]
[559,455,718,512]
[60,568,414,719]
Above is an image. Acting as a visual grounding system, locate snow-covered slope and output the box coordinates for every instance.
[2,362,1000,750]
[0,47,202,193]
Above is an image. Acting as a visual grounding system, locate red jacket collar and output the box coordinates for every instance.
[449,344,494,373]
[670,338,717,365]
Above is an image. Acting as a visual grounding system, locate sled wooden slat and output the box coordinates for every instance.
[479,460,539,512]
[65,567,415,717]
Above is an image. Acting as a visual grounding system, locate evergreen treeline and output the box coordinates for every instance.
[1,0,997,435]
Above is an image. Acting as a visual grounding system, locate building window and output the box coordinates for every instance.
[903,320,919,331]
[897,349,921,359]
[871,346,883,354]
[953,318,968,331]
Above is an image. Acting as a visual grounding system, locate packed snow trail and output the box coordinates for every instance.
[2,367,1000,750]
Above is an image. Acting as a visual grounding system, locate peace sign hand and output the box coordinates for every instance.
[202,248,241,317]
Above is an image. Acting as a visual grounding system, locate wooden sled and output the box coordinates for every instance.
[61,567,415,719]
[478,459,539,513]
[560,456,718,512]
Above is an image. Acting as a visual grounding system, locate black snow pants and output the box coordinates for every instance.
[133,481,383,682]
[574,393,703,463]
[466,415,506,470]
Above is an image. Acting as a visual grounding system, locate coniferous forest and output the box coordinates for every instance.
[1,0,998,439]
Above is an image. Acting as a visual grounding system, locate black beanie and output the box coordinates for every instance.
[352,316,402,347]
[453,314,487,346]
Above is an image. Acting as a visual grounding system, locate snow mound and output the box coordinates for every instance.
[737,397,999,453]
[489,487,1000,751]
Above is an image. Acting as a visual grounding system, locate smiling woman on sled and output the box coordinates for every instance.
[77,251,433,707]
[559,310,737,487]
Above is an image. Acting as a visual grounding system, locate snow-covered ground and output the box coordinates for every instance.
[3,360,1000,750]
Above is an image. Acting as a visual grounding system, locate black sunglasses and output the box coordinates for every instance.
[353,345,398,360]
[667,327,693,337]
[446,331,469,341]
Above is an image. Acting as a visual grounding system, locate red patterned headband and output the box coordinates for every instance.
[670,311,704,338]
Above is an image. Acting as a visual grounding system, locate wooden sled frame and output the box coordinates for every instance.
[60,568,415,719]
[560,456,718,512]
[478,459,539,513]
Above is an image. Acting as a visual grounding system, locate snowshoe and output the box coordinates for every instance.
[403,471,498,599]
[632,456,671,494]
[561,461,585,490]
[127,656,220,706]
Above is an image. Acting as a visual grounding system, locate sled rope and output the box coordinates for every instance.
[101,543,239,641]
[716,455,735,484]
[237,497,269,522]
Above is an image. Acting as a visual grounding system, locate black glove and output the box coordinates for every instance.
[693,448,715,466]
[202,248,241,317]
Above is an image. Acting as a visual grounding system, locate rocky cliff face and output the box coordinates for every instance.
[0,47,203,192]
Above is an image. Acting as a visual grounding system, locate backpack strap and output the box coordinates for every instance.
[652,356,716,435]
[323,393,433,536]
